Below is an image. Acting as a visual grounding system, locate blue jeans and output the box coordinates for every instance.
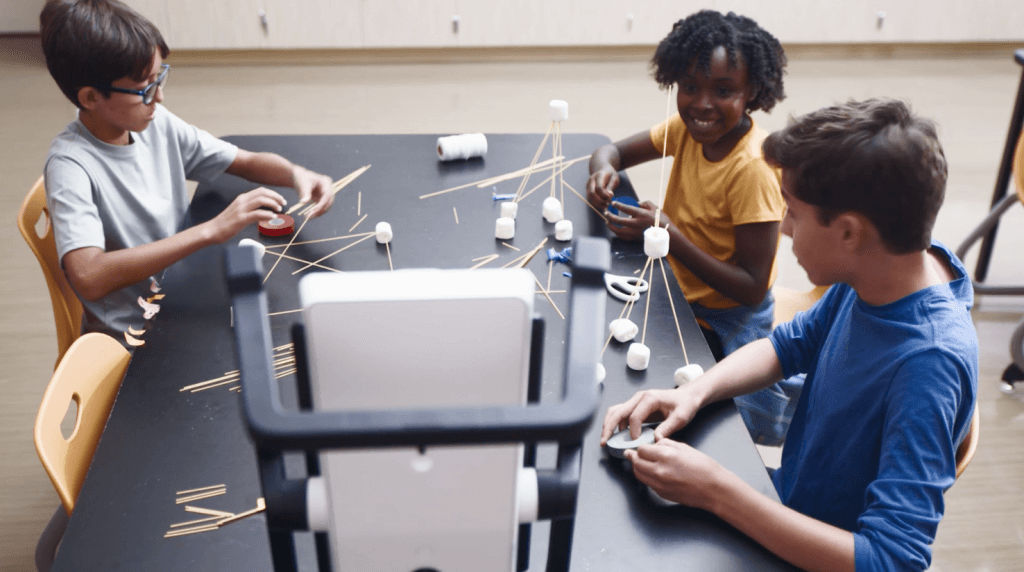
[690,292,804,446]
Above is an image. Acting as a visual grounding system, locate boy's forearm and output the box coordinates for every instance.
[225,150,297,189]
[693,338,784,406]
[711,469,855,572]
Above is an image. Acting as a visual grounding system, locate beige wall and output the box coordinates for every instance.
[0,0,46,33]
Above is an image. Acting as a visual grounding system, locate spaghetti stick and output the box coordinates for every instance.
[292,233,377,274]
[275,368,297,380]
[481,156,565,188]
[453,207,458,224]
[175,489,227,504]
[659,257,689,364]
[531,273,565,320]
[263,214,313,284]
[550,122,558,199]
[655,85,673,229]
[347,214,368,233]
[263,232,376,249]
[170,515,223,528]
[419,157,559,200]
[640,259,656,345]
[176,484,226,496]
[268,308,303,317]
[514,155,591,203]
[535,290,566,294]
[471,254,495,262]
[501,237,547,269]
[385,242,393,271]
[266,251,342,273]
[561,180,608,223]
[185,506,234,518]
[164,525,220,538]
[285,165,370,215]
[512,122,554,201]
[216,498,266,527]
[273,342,294,352]
[547,260,554,291]
[469,254,500,270]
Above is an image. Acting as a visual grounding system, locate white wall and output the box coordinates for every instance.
[0,0,46,33]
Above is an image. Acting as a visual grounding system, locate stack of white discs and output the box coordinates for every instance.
[436,133,488,162]
[542,197,563,223]
[501,202,519,219]
[496,217,515,239]
[555,220,573,241]
[375,222,393,244]
[644,227,670,258]
[549,100,569,122]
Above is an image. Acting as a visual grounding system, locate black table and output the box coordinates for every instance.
[53,134,793,571]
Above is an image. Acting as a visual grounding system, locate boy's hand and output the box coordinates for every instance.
[292,166,335,218]
[624,438,723,511]
[208,187,287,243]
[586,168,619,212]
[600,385,702,445]
[605,200,665,241]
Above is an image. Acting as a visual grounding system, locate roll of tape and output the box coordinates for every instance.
[259,214,295,237]
[437,133,488,161]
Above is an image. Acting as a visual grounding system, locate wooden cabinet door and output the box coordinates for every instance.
[161,0,271,50]
[262,0,363,48]
[457,0,643,47]
[361,0,458,48]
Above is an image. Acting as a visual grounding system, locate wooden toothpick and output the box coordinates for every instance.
[292,233,377,275]
[263,213,313,284]
[348,213,368,233]
[453,207,459,224]
[385,242,393,271]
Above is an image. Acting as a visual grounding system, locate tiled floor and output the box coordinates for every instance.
[1,36,1022,570]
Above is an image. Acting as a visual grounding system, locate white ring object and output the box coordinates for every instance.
[495,217,516,239]
[436,133,488,161]
[542,197,563,223]
[674,364,705,386]
[238,238,266,258]
[554,220,573,241]
[549,100,569,122]
[626,343,651,371]
[609,318,638,343]
[501,201,518,220]
[644,226,670,258]
[375,221,393,244]
[517,467,539,524]
[306,477,329,532]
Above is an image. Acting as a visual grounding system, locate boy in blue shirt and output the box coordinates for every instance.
[40,0,336,340]
[601,99,978,571]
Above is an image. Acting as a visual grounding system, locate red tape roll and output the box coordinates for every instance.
[258,214,295,237]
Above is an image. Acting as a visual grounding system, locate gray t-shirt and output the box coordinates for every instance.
[44,104,237,339]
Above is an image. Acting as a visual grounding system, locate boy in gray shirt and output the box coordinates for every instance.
[40,0,336,341]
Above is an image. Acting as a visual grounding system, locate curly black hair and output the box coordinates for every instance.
[652,10,786,113]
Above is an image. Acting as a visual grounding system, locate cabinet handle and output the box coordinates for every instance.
[627,13,633,31]
[876,11,885,30]
[259,9,269,34]
[452,14,459,34]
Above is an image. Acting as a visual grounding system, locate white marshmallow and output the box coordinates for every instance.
[626,343,651,371]
[375,222,393,244]
[644,226,670,258]
[495,217,516,239]
[238,238,266,258]
[609,318,638,343]
[555,220,573,241]
[542,197,563,223]
[674,364,705,386]
[549,99,569,122]
[501,201,518,220]
[595,363,606,385]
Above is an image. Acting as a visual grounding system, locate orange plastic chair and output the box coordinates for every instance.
[955,406,980,480]
[18,175,83,368]
[771,284,830,328]
[33,333,131,571]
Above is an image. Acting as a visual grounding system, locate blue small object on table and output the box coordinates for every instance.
[607,196,640,216]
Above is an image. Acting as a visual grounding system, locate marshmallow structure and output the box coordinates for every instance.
[375,222,393,244]
[549,100,569,122]
[542,197,563,223]
[626,343,651,371]
[238,238,266,258]
[609,318,638,343]
[555,220,573,241]
[674,364,705,386]
[436,133,488,161]
[596,363,606,385]
[644,226,670,258]
[495,217,516,239]
[501,201,519,220]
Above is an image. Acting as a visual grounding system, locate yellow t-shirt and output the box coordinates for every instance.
[650,115,784,309]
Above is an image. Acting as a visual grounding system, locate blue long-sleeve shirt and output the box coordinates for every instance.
[769,241,978,571]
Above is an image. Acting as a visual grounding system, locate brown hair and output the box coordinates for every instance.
[763,99,947,253]
[40,0,169,109]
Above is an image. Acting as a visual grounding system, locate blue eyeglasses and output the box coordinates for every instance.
[93,64,169,105]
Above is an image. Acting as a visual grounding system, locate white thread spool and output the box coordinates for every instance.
[375,222,393,244]
[542,197,563,223]
[436,133,488,162]
[501,201,518,220]
[555,220,573,241]
[609,318,638,343]
[549,100,569,122]
[238,238,266,258]
[626,343,651,371]
[495,217,515,239]
[644,226,670,258]
[674,364,704,386]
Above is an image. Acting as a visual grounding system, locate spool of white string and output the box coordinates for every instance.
[436,133,488,161]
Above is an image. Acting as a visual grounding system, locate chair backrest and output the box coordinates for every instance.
[955,405,980,479]
[1014,128,1024,203]
[34,333,131,514]
[771,284,830,329]
[17,175,83,367]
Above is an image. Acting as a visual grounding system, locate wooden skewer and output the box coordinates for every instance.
[531,273,565,320]
[348,213,368,233]
[500,237,547,269]
[176,489,227,504]
[164,524,220,538]
[514,156,589,203]
[177,484,227,496]
[535,290,566,294]
[385,242,393,271]
[170,515,223,529]
[263,213,313,284]
[215,498,266,527]
[640,259,656,345]
[468,254,500,270]
[655,86,673,229]
[266,250,343,273]
[512,124,555,201]
[516,239,547,269]
[358,191,362,216]
[561,180,608,223]
[501,242,520,252]
[263,232,376,249]
[551,122,558,199]
[453,207,459,224]
[286,165,371,215]
[184,506,234,518]
[418,155,563,200]
[658,257,689,365]
[558,124,565,206]
[292,233,377,274]
[479,155,564,189]
[268,308,303,317]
